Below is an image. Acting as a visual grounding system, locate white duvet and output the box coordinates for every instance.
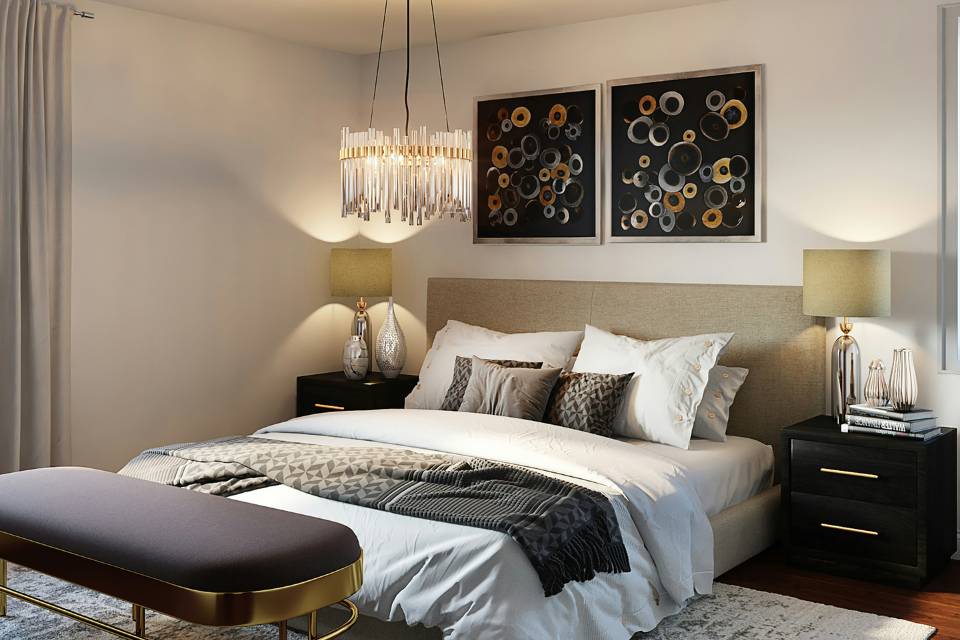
[243,409,714,640]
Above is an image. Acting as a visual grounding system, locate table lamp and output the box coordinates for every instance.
[802,249,891,422]
[330,248,392,371]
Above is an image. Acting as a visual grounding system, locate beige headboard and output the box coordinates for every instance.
[427,278,825,469]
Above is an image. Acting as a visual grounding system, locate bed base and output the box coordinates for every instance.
[712,484,779,576]
[310,485,781,640]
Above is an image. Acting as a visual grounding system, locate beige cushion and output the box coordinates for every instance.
[440,356,542,411]
[459,357,561,421]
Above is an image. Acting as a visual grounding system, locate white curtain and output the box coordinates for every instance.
[0,0,72,472]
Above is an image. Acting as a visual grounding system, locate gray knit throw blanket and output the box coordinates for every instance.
[120,436,630,596]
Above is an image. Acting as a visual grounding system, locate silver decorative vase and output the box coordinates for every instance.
[376,297,406,379]
[342,336,369,380]
[863,359,889,408]
[888,348,918,411]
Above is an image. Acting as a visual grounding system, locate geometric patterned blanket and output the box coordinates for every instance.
[119,436,630,596]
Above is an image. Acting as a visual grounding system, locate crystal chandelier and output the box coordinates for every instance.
[340,0,472,225]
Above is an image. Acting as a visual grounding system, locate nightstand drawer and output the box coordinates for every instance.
[298,386,376,414]
[296,372,419,417]
[790,439,917,508]
[791,492,917,566]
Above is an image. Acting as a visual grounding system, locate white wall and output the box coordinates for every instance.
[70,0,956,472]
[347,0,956,425]
[71,2,362,469]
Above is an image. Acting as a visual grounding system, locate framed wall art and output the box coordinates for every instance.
[474,85,602,244]
[606,65,763,243]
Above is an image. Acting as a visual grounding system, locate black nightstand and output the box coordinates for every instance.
[781,415,957,587]
[296,372,419,417]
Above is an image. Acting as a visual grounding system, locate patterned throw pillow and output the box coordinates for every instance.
[440,356,542,411]
[544,371,634,437]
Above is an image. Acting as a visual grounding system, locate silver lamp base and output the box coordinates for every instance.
[830,320,861,423]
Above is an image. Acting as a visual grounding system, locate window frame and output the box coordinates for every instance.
[940,4,960,372]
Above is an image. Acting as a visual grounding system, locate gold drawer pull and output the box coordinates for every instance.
[819,467,879,480]
[820,523,879,536]
[314,403,346,411]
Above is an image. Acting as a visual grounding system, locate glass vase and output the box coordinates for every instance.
[342,335,369,381]
[888,348,918,411]
[376,297,406,379]
[863,359,889,408]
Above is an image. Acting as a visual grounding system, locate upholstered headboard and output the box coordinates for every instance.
[426,278,825,468]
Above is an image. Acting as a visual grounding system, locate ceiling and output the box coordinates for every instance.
[92,0,728,55]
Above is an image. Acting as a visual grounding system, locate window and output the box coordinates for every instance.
[940,4,960,371]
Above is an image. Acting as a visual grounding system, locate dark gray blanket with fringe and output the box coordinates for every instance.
[120,436,629,596]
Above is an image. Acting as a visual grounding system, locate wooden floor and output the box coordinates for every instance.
[719,548,960,638]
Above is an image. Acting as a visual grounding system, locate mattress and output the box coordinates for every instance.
[619,434,774,516]
[228,410,770,639]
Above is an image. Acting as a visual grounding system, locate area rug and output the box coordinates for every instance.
[635,582,936,640]
[0,565,937,639]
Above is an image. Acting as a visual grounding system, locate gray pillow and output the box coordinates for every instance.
[458,357,562,421]
[692,366,749,442]
[544,371,634,437]
[440,356,542,411]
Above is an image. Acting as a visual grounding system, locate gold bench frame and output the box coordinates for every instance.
[0,531,362,639]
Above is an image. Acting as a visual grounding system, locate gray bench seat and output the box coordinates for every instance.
[0,467,363,639]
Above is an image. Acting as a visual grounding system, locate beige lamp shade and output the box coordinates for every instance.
[330,248,392,298]
[802,249,891,318]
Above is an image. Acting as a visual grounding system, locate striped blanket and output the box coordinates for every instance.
[120,436,630,596]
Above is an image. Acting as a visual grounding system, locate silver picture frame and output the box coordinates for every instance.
[604,64,764,243]
[473,84,603,245]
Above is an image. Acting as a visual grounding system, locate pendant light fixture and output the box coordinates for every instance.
[340,0,472,225]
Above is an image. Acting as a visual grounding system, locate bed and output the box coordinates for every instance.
[190,279,826,639]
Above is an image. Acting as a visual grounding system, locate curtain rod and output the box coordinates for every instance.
[73,9,95,19]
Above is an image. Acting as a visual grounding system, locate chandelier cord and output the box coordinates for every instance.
[369,0,389,128]
[404,0,411,135]
[429,0,450,132]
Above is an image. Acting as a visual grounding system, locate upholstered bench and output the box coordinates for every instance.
[0,467,363,639]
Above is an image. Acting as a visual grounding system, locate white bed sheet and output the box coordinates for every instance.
[619,435,774,516]
[229,409,733,640]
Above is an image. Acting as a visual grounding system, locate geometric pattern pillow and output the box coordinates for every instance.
[440,356,543,411]
[543,371,634,437]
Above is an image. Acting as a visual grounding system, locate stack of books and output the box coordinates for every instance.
[843,404,942,441]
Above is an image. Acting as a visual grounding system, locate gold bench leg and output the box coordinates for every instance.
[132,604,146,638]
[278,620,287,640]
[0,559,6,617]
[0,580,145,640]
[309,600,359,640]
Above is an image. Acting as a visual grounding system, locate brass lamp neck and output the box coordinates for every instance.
[839,317,853,335]
[356,296,367,313]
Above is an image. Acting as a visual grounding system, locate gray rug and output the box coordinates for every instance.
[637,582,936,640]
[0,565,936,639]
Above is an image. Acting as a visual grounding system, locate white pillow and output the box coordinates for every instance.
[572,325,733,448]
[406,320,583,410]
[692,366,749,442]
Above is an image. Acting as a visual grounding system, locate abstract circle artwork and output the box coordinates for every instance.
[608,66,762,242]
[475,85,601,244]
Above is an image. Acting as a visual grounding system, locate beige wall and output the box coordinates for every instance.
[349,0,957,424]
[71,0,957,471]
[71,2,362,470]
